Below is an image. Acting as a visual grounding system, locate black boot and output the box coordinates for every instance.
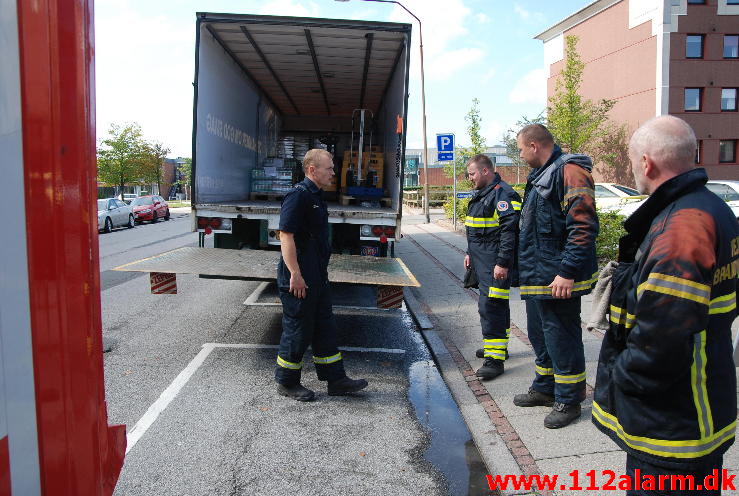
[476,359,504,380]
[327,376,368,396]
[544,402,581,429]
[513,387,555,407]
[277,383,315,402]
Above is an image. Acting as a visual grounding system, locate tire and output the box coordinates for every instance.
[164,209,170,221]
[152,211,158,223]
[104,217,112,233]
[127,214,135,229]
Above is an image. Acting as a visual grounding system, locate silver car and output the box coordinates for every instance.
[98,198,135,233]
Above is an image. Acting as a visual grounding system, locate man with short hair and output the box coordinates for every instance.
[275,149,368,401]
[593,116,737,494]
[513,124,599,428]
[463,154,521,380]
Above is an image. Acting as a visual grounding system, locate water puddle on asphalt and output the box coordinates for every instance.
[408,358,496,496]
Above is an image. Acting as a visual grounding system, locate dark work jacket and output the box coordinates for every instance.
[465,173,521,290]
[518,146,599,299]
[592,168,738,468]
[277,178,331,286]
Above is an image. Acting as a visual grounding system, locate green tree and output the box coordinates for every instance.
[97,123,148,199]
[179,158,192,200]
[503,113,547,168]
[140,141,171,196]
[444,98,485,183]
[547,35,615,159]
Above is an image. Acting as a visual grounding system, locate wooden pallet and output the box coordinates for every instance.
[250,192,287,201]
[339,194,392,207]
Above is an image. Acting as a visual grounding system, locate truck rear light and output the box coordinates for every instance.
[360,224,373,237]
[197,217,209,228]
[219,218,232,230]
[371,225,383,236]
[209,218,222,229]
[383,226,395,237]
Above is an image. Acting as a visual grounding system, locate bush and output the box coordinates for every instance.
[596,208,626,266]
[444,196,470,220]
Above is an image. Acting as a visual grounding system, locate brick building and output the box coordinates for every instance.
[536,0,739,180]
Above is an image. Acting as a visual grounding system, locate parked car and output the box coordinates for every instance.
[98,198,135,233]
[130,195,170,223]
[706,180,739,219]
[122,193,138,204]
[595,183,645,210]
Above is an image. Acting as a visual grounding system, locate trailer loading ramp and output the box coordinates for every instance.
[113,247,419,308]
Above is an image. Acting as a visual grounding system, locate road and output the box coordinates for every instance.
[100,210,492,496]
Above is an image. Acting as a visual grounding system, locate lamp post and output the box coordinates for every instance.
[335,0,430,223]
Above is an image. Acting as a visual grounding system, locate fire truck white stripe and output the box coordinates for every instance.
[0,2,42,493]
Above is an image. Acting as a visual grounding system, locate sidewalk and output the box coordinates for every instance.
[399,219,739,495]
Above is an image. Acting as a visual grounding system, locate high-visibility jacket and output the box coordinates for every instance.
[592,168,738,468]
[518,146,599,299]
[465,173,521,293]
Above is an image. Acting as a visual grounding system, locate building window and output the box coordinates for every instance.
[687,0,705,3]
[722,88,738,111]
[725,35,739,58]
[686,35,704,58]
[728,0,739,4]
[695,140,702,164]
[684,88,702,111]
[720,140,737,163]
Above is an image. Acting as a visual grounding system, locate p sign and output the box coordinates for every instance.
[436,133,454,162]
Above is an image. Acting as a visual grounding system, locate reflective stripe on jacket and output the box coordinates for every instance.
[466,173,521,292]
[592,168,738,468]
[518,147,599,299]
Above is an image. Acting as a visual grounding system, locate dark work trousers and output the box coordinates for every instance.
[526,297,585,405]
[625,454,724,495]
[275,279,346,386]
[478,292,510,361]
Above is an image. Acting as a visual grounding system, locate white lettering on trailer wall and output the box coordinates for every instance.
[0,1,42,494]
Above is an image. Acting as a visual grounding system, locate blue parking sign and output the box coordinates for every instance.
[437,133,454,162]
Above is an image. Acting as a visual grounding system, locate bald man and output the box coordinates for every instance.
[593,116,738,495]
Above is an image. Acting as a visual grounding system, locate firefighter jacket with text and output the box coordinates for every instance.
[465,173,521,294]
[593,168,738,468]
[518,146,599,299]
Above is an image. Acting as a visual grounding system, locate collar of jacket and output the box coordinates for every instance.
[302,177,321,193]
[624,168,708,237]
[473,172,501,201]
[531,146,593,199]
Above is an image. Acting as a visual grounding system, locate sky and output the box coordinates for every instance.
[95,0,592,157]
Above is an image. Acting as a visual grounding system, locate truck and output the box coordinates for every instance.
[191,12,412,258]
[114,12,420,306]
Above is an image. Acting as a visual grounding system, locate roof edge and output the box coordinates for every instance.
[534,0,623,42]
[197,12,412,32]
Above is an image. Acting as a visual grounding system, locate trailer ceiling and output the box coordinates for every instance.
[200,14,410,118]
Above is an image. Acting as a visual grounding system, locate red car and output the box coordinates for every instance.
[130,195,170,223]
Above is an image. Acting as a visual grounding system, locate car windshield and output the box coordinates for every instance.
[131,197,154,206]
[614,185,640,196]
[97,200,108,211]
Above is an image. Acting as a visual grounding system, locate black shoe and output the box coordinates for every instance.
[277,383,315,402]
[476,348,509,359]
[513,387,555,407]
[327,377,368,396]
[476,359,504,380]
[544,402,581,429]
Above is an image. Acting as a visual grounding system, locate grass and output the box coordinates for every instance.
[167,201,191,208]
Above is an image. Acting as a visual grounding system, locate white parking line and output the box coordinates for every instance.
[125,342,406,454]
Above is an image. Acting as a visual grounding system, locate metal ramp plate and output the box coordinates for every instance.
[113,247,420,287]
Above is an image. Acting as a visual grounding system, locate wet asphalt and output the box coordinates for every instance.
[100,211,495,495]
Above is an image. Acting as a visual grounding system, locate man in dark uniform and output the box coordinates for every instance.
[593,116,737,495]
[275,148,368,401]
[514,124,599,429]
[463,154,521,380]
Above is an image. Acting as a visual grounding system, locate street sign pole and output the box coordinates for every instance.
[436,133,455,228]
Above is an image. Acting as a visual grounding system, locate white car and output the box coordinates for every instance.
[595,183,646,212]
[122,193,138,204]
[706,180,739,219]
[98,198,135,233]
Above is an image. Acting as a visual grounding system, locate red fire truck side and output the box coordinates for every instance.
[1,0,125,494]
